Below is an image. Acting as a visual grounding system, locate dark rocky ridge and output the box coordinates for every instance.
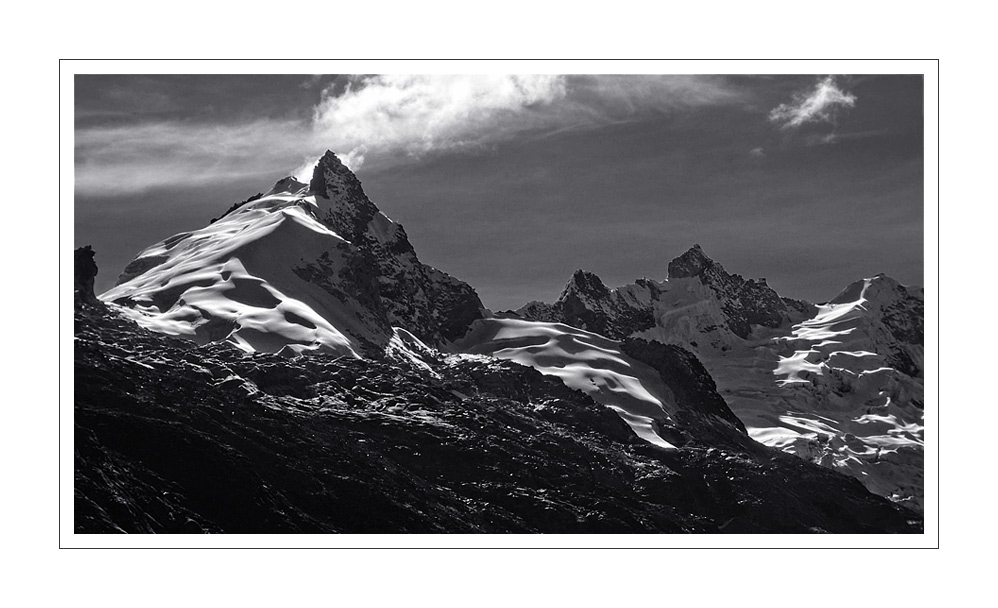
[515,245,795,341]
[516,270,656,339]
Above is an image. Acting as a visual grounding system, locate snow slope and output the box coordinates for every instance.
[744,275,924,507]
[454,318,678,449]
[102,178,366,357]
[662,275,923,510]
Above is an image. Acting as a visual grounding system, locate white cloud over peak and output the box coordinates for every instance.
[769,76,856,130]
[310,74,745,170]
[311,75,568,169]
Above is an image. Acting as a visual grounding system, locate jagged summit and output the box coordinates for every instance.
[306,150,383,244]
[667,244,715,280]
[665,245,789,338]
[562,269,611,300]
[519,246,792,341]
[310,150,363,198]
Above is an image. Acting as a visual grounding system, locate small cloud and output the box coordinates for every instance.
[749,147,765,157]
[769,76,856,130]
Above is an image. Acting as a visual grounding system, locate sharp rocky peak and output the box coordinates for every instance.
[309,150,365,200]
[305,150,385,245]
[662,244,788,337]
[562,269,611,300]
[667,244,721,280]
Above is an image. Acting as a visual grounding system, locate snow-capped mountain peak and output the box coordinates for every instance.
[102,151,483,357]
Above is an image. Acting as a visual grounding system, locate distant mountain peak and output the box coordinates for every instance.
[668,244,719,280]
[563,269,611,300]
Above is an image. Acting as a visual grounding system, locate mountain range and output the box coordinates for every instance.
[74,151,924,533]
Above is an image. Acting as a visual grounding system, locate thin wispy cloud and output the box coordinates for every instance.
[769,76,856,130]
[569,74,744,117]
[76,75,747,195]
[75,119,310,196]
[803,128,889,146]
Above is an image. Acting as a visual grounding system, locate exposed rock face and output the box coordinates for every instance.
[847,274,924,378]
[75,305,920,533]
[74,246,101,308]
[309,151,383,240]
[668,244,789,338]
[515,270,656,339]
[306,151,485,345]
[621,338,748,443]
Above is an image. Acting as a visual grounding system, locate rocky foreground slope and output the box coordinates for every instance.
[75,290,919,533]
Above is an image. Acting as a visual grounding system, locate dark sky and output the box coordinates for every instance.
[75,74,923,309]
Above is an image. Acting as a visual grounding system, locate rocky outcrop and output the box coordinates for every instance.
[74,246,102,308]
